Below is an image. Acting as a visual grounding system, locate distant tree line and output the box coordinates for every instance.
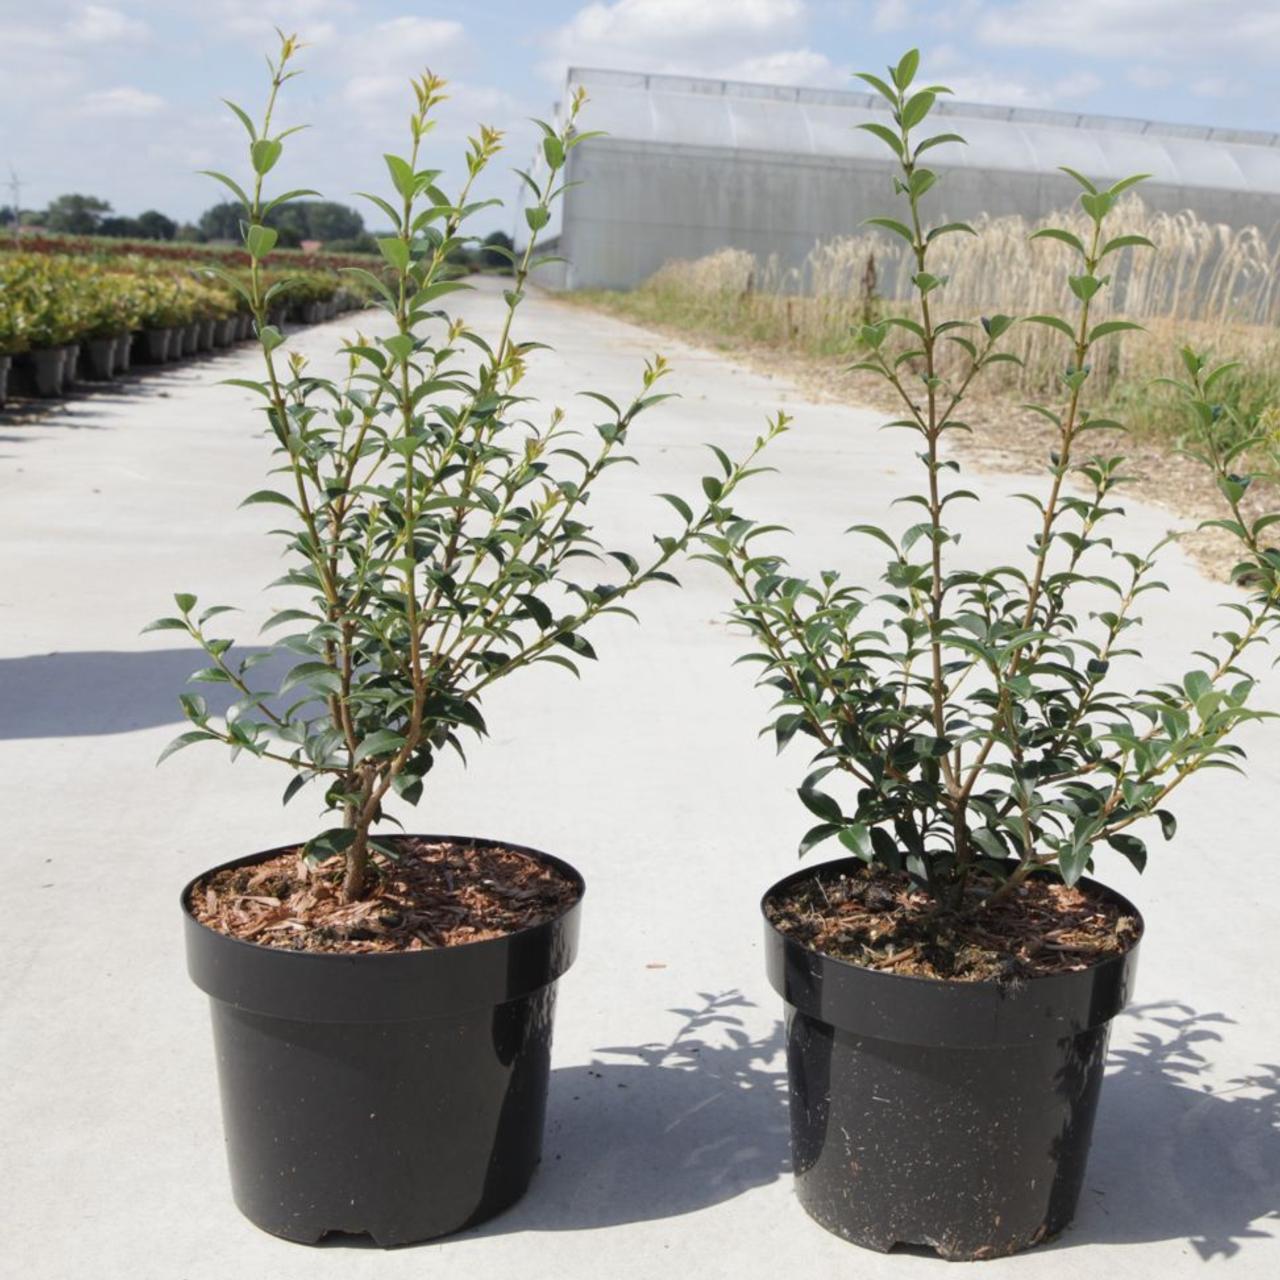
[0,194,516,269]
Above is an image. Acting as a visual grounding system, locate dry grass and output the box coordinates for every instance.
[565,200,1280,580]
[577,199,1280,440]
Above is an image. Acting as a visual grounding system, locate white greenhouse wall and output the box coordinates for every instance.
[538,68,1280,292]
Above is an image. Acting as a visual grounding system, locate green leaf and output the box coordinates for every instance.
[377,236,410,272]
[1107,832,1148,872]
[1024,315,1077,340]
[657,492,693,523]
[1059,842,1092,886]
[1059,166,1098,194]
[1030,227,1086,255]
[354,729,407,763]
[384,153,416,199]
[799,823,841,858]
[1183,670,1212,701]
[250,138,283,176]
[798,783,843,824]
[525,205,550,232]
[913,132,966,157]
[899,90,935,130]
[1108,173,1151,198]
[858,123,905,158]
[221,98,257,141]
[893,49,920,91]
[240,489,295,509]
[838,823,874,862]
[174,593,197,614]
[306,828,356,858]
[853,71,898,104]
[864,216,914,243]
[279,661,342,697]
[157,730,218,765]
[1089,320,1144,342]
[1068,274,1104,302]
[1101,233,1155,257]
[245,223,278,258]
[927,221,975,241]
[542,136,566,170]
[197,170,251,209]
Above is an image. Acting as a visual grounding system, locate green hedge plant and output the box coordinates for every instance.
[697,50,1280,916]
[150,35,769,902]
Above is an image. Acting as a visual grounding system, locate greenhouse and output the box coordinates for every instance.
[542,67,1280,290]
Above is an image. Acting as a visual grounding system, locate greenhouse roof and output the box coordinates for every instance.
[568,67,1280,197]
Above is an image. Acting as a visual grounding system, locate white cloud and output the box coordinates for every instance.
[730,49,841,87]
[942,67,1102,109]
[65,5,149,43]
[340,17,467,105]
[1127,65,1173,91]
[544,0,811,82]
[1191,76,1230,99]
[979,0,1280,62]
[872,0,913,31]
[82,86,165,116]
[197,0,353,43]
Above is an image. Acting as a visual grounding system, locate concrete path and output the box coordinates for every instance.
[2,280,1276,1277]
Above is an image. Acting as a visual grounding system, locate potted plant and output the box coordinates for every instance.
[0,276,28,407]
[81,274,131,380]
[696,50,1280,1259]
[153,35,757,1246]
[13,257,80,397]
[133,276,181,364]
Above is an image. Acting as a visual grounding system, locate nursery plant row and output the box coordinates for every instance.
[0,229,380,272]
[0,251,371,406]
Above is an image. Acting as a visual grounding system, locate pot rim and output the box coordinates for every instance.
[183,833,586,1022]
[762,856,1142,1045]
[763,855,1141,990]
[181,831,585,962]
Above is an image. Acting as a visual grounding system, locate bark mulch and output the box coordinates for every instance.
[190,837,580,954]
[766,862,1140,982]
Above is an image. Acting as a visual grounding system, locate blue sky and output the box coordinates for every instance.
[2,1,1278,237]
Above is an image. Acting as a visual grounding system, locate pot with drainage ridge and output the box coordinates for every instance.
[763,858,1141,1260]
[182,834,584,1246]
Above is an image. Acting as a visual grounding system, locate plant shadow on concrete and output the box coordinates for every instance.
[528,992,790,1228]
[314,991,790,1248]
[1062,1001,1279,1258]
[0,648,282,739]
[308,991,1277,1253]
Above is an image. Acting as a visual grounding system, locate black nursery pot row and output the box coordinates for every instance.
[0,296,360,410]
[183,837,1141,1258]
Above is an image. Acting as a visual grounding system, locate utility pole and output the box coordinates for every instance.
[7,168,22,245]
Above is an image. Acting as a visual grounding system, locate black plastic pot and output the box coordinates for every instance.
[0,354,10,408]
[115,332,134,374]
[197,318,216,351]
[82,336,117,381]
[59,344,80,390]
[25,346,65,397]
[183,835,584,1246]
[139,328,170,364]
[764,859,1141,1260]
[215,318,237,347]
